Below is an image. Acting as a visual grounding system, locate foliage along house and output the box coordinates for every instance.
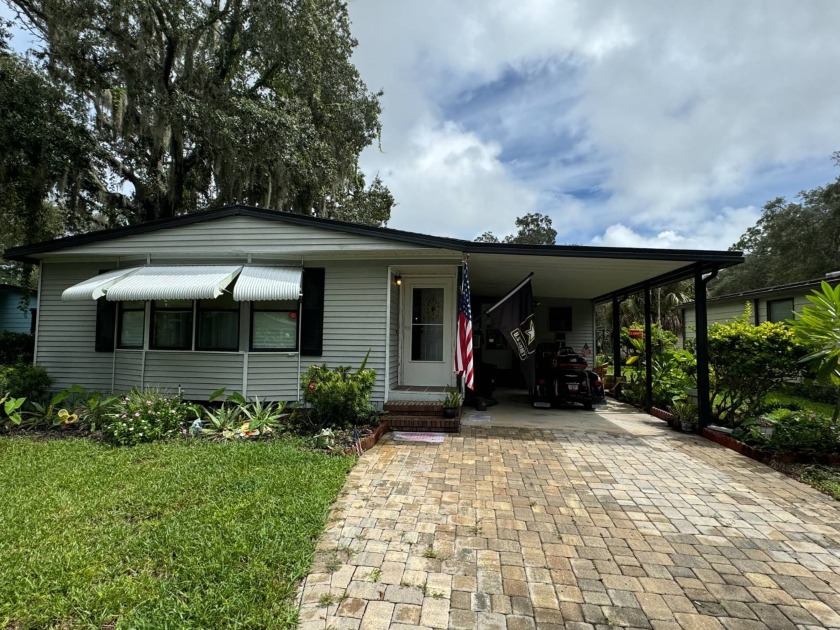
[3,205,742,420]
[682,273,840,343]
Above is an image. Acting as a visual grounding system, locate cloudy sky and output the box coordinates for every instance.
[347,0,840,249]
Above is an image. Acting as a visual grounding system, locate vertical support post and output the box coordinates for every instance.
[753,298,760,326]
[611,295,622,380]
[695,267,711,428]
[644,285,653,409]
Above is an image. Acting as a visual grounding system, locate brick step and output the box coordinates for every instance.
[388,416,461,433]
[384,401,446,416]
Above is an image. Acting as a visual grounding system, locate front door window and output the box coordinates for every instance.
[411,287,444,361]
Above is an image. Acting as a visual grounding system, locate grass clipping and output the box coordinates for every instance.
[0,438,354,628]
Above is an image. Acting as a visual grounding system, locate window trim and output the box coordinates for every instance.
[766,297,794,324]
[117,302,145,349]
[150,300,194,350]
[196,298,241,352]
[249,302,300,352]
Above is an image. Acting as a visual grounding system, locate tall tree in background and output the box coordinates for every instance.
[474,212,557,245]
[0,27,99,283]
[711,159,840,296]
[8,0,392,225]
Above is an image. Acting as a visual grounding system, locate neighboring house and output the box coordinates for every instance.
[682,273,840,342]
[0,284,37,335]
[3,205,741,404]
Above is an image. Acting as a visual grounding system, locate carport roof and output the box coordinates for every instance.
[3,204,743,299]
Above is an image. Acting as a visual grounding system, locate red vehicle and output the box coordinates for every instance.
[532,343,606,410]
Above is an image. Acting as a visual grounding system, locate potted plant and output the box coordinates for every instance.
[670,399,698,432]
[441,389,462,418]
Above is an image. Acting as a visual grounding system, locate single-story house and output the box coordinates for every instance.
[0,284,37,335]
[3,205,742,418]
[682,273,840,342]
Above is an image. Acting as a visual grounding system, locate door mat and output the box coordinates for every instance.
[464,414,493,423]
[391,432,445,443]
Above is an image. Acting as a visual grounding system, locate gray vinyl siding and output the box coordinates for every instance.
[318,262,388,401]
[54,215,427,258]
[143,352,244,399]
[683,294,813,340]
[114,350,143,392]
[0,291,34,334]
[247,354,300,400]
[36,262,116,392]
[389,271,400,389]
[36,259,391,401]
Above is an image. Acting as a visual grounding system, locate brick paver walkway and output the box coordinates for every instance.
[297,421,840,629]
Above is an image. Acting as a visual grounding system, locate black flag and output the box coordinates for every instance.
[487,275,536,392]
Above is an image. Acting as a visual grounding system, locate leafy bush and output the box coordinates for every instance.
[788,281,840,420]
[652,349,696,409]
[301,354,376,430]
[0,332,34,364]
[0,364,52,402]
[200,391,290,440]
[765,409,839,454]
[708,311,808,425]
[103,389,194,446]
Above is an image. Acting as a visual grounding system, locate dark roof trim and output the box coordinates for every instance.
[4,203,745,267]
[592,262,733,304]
[681,275,838,308]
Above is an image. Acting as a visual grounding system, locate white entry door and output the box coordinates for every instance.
[401,277,455,386]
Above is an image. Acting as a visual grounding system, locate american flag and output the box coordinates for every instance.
[455,263,474,390]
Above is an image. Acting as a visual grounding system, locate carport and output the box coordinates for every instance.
[464,244,744,427]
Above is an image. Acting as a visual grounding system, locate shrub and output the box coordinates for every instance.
[301,354,376,430]
[708,310,808,426]
[0,364,52,402]
[766,409,839,454]
[652,349,696,409]
[103,389,194,446]
[201,397,289,440]
[0,332,34,364]
[788,281,840,421]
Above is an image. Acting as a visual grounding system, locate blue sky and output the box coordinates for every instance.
[348,0,840,249]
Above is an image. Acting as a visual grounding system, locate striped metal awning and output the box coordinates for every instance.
[232,266,302,301]
[104,266,243,301]
[62,267,140,301]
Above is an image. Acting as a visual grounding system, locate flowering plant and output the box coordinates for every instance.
[103,389,194,446]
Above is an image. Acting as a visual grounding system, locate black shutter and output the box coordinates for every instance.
[95,298,117,352]
[300,268,325,356]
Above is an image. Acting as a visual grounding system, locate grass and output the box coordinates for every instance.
[765,389,836,416]
[769,462,840,501]
[0,437,354,629]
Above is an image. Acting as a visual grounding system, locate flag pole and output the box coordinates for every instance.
[486,272,534,315]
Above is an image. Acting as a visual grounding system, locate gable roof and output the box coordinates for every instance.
[3,204,745,269]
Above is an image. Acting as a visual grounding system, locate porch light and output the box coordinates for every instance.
[394,275,402,286]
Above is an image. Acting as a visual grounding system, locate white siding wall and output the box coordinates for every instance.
[37,262,116,391]
[532,298,596,369]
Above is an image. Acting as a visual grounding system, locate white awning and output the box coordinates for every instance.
[62,267,140,301]
[105,266,243,301]
[233,266,302,301]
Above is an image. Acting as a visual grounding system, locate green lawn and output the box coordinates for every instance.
[765,389,836,416]
[0,437,354,629]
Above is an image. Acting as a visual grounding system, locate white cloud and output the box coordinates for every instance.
[348,0,840,248]
[591,206,762,250]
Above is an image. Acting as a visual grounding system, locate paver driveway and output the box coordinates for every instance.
[298,408,840,629]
